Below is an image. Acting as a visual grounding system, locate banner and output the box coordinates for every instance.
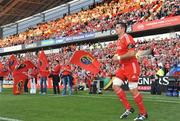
[38,50,48,70]
[38,50,50,77]
[3,80,13,88]
[12,60,36,95]
[0,63,9,77]
[15,60,35,73]
[12,72,27,95]
[133,16,180,32]
[41,39,55,46]
[97,76,179,91]
[70,50,101,74]
[6,54,18,72]
[64,33,96,43]
[0,48,3,53]
[96,30,111,38]
[3,45,22,52]
[56,37,64,44]
[122,76,179,91]
[25,43,37,49]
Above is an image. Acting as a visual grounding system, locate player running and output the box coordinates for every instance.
[112,22,148,121]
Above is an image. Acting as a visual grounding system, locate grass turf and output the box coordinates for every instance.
[0,89,179,121]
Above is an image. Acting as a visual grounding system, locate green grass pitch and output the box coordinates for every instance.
[0,89,179,121]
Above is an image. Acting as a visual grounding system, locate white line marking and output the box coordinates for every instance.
[0,116,22,121]
[72,95,180,104]
[102,94,180,101]
[47,94,180,104]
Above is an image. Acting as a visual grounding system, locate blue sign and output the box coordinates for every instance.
[84,33,95,38]
[41,39,55,46]
[64,37,73,42]
[0,48,3,53]
[56,38,64,44]
[25,43,37,49]
[73,35,85,41]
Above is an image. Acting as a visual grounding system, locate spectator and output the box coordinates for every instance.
[60,64,73,96]
[49,60,61,94]
[0,76,3,93]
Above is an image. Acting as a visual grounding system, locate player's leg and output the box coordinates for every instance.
[127,62,148,121]
[113,69,134,119]
[33,78,37,94]
[128,82,148,121]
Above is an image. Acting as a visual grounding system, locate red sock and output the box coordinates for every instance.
[116,88,131,110]
[134,93,147,114]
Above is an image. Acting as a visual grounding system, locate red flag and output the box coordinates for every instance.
[70,50,101,74]
[12,72,28,95]
[0,62,3,69]
[0,62,9,77]
[24,60,36,69]
[6,54,18,72]
[12,60,36,95]
[15,60,36,73]
[38,50,50,77]
[38,50,49,70]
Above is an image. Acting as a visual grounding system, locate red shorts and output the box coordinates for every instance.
[115,61,140,82]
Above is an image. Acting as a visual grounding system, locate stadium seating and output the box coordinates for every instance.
[1,37,179,82]
[0,0,179,48]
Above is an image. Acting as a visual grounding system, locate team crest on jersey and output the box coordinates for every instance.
[80,56,93,65]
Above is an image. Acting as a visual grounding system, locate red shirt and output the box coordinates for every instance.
[53,64,61,75]
[39,70,49,77]
[30,68,38,78]
[116,33,137,64]
[62,65,71,76]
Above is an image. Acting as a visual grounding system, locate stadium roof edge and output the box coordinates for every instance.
[0,0,74,26]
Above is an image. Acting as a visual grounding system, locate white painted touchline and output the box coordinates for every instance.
[0,116,22,121]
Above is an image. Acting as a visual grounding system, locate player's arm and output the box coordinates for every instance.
[113,43,136,61]
[136,49,153,58]
[113,50,136,61]
[113,49,153,61]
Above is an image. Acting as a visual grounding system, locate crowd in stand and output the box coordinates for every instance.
[0,0,179,48]
[136,37,180,76]
[0,0,179,89]
[0,36,179,84]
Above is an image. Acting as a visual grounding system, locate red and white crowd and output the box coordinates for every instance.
[0,0,179,47]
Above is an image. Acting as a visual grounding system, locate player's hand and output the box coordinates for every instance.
[136,49,153,58]
[113,54,121,61]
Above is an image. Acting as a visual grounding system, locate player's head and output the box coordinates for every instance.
[115,22,127,35]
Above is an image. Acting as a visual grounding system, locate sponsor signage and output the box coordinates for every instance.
[133,16,180,32]
[3,80,13,88]
[0,48,3,53]
[25,43,37,49]
[64,36,73,42]
[64,33,96,43]
[41,39,55,46]
[3,45,22,52]
[56,38,64,44]
[73,34,85,41]
[138,86,151,91]
[121,76,179,91]
[95,30,111,38]
[84,33,95,38]
[110,29,116,35]
[126,25,132,32]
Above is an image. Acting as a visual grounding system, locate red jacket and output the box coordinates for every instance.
[39,69,50,77]
[53,64,61,75]
[62,65,71,76]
